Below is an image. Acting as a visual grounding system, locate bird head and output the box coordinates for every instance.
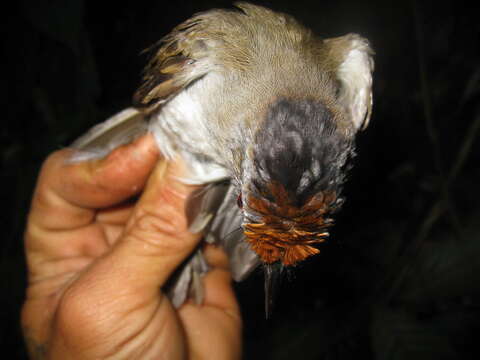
[240,98,352,267]
[232,98,354,315]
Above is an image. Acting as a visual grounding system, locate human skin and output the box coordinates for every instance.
[21,134,242,359]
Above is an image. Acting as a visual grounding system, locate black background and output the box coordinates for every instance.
[2,0,480,359]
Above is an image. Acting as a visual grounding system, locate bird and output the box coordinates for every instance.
[70,2,374,316]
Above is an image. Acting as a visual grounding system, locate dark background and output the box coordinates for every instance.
[2,0,480,359]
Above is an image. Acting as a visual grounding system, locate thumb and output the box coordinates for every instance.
[72,157,203,305]
[115,157,203,292]
[51,159,203,354]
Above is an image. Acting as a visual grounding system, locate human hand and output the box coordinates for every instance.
[21,134,241,359]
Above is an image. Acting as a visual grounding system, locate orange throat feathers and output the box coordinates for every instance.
[244,182,336,266]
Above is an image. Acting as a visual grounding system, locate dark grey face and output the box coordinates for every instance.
[249,98,354,208]
[240,98,355,317]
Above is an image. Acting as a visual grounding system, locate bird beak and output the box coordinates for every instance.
[263,261,284,318]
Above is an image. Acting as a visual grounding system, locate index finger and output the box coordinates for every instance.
[29,134,159,231]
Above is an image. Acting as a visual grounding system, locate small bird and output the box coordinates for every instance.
[71,2,374,316]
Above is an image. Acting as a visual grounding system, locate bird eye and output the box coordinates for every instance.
[237,194,243,208]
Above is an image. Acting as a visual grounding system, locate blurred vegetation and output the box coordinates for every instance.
[2,0,480,359]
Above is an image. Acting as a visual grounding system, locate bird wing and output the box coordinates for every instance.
[69,108,148,162]
[206,182,260,282]
[167,181,260,308]
[132,10,228,114]
[70,9,227,160]
[324,33,375,131]
[188,181,260,282]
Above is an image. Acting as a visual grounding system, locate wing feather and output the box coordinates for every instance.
[325,34,374,131]
[69,108,148,162]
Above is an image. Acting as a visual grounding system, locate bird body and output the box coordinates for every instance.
[71,2,374,313]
